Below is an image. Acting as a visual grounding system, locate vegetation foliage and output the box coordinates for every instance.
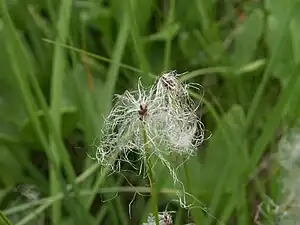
[0,0,300,224]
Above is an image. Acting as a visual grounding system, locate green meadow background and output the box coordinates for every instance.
[0,0,298,224]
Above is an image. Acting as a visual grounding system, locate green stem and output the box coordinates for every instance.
[183,161,201,225]
[142,125,160,225]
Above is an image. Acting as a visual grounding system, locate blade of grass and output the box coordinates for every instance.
[250,63,300,178]
[95,205,109,225]
[244,4,297,130]
[183,161,202,225]
[221,63,300,224]
[114,195,129,225]
[180,59,266,81]
[0,0,57,176]
[203,4,297,224]
[108,176,129,225]
[85,6,131,209]
[163,0,175,70]
[193,0,210,33]
[219,4,299,222]
[5,186,178,224]
[67,35,100,163]
[46,0,57,23]
[219,182,250,225]
[80,21,94,92]
[3,162,100,216]
[0,6,80,224]
[1,1,93,223]
[0,211,13,225]
[126,0,150,83]
[48,1,73,224]
[68,37,100,181]
[190,91,265,225]
[42,39,156,78]
[98,9,130,117]
[27,59,94,224]
[7,144,48,191]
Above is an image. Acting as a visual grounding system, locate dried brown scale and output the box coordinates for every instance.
[139,103,148,121]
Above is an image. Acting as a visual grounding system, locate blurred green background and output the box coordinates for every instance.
[0,0,299,224]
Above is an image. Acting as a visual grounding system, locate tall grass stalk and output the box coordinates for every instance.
[183,162,201,225]
[142,125,160,225]
[48,0,72,224]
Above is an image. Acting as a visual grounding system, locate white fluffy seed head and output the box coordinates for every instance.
[96,72,206,201]
[275,128,300,224]
[95,72,207,216]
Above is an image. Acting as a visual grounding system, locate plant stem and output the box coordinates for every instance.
[142,124,160,225]
[183,161,201,225]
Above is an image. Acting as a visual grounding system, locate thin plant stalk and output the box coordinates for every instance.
[183,162,201,225]
[142,124,160,225]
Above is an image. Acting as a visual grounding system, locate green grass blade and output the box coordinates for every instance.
[85,6,131,209]
[163,0,175,70]
[43,39,156,77]
[48,1,73,224]
[245,4,297,129]
[0,211,13,225]
[250,63,300,175]
[0,0,54,165]
[222,63,300,224]
[27,61,94,224]
[126,0,150,83]
[98,14,130,117]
